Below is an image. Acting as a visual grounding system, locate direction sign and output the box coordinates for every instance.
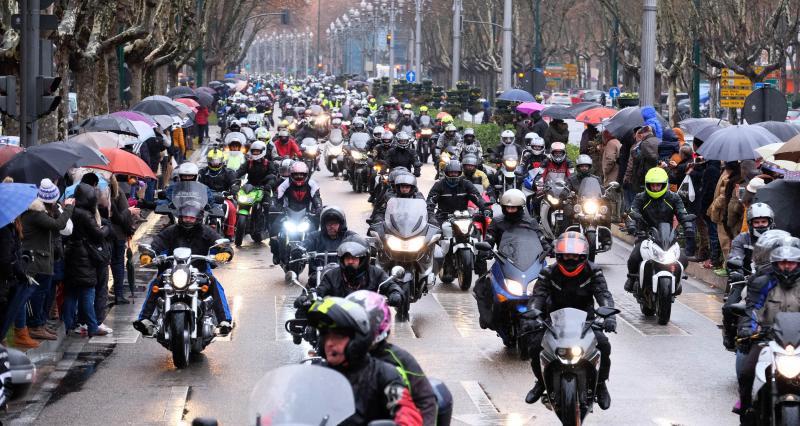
[564,63,578,79]
[720,88,753,98]
[405,70,416,83]
[720,98,745,108]
[609,87,620,98]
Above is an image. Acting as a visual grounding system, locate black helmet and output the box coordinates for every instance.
[177,200,204,230]
[444,160,462,185]
[337,235,370,281]
[306,296,373,366]
[771,245,800,287]
[320,206,347,233]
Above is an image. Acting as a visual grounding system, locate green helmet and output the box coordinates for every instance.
[644,167,669,199]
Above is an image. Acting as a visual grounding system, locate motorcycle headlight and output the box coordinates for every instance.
[582,200,599,215]
[388,123,396,131]
[504,160,518,169]
[653,243,681,264]
[237,194,252,204]
[776,354,800,378]
[171,268,189,290]
[441,153,451,162]
[328,145,342,156]
[306,146,318,155]
[453,219,471,234]
[284,221,298,232]
[556,346,583,364]
[547,194,560,205]
[352,151,365,160]
[421,129,432,136]
[505,279,524,296]
[386,235,425,252]
[298,221,311,233]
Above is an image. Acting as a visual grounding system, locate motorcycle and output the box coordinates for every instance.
[324,128,345,177]
[368,159,390,204]
[300,137,320,172]
[494,151,524,198]
[474,225,546,357]
[565,178,617,262]
[370,198,442,322]
[206,191,237,239]
[346,132,371,193]
[234,183,266,247]
[524,306,621,425]
[277,207,315,274]
[0,346,35,410]
[631,220,691,325]
[439,210,483,291]
[539,179,571,242]
[417,115,434,163]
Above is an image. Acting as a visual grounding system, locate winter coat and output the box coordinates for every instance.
[20,200,74,275]
[372,341,439,426]
[543,123,569,148]
[739,273,800,335]
[199,167,238,193]
[387,146,421,176]
[630,191,692,230]
[426,177,487,223]
[316,265,402,300]
[151,223,225,270]
[0,223,25,298]
[65,184,111,288]
[335,356,414,426]
[697,160,721,218]
[726,181,745,235]
[528,262,614,320]
[707,169,732,224]
[601,138,621,185]
[640,106,663,139]
[109,191,135,241]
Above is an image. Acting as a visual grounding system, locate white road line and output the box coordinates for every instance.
[161,385,190,424]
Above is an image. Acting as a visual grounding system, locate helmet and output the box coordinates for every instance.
[320,206,347,237]
[753,230,800,272]
[176,162,199,181]
[462,154,479,177]
[576,154,593,176]
[255,127,271,141]
[337,235,370,281]
[352,117,366,131]
[444,124,456,133]
[402,109,412,117]
[373,127,384,138]
[554,231,589,277]
[501,130,515,145]
[289,161,309,186]
[444,160,462,185]
[441,115,454,124]
[528,133,545,155]
[306,296,372,365]
[228,120,241,131]
[279,159,293,177]
[388,167,410,185]
[381,131,394,143]
[550,142,566,163]
[369,97,377,104]
[463,128,475,144]
[249,141,267,161]
[500,189,525,221]
[394,173,417,197]
[644,167,669,199]
[747,202,775,239]
[177,199,204,230]
[345,290,392,346]
[248,117,258,127]
[206,148,225,171]
[771,245,800,286]
[419,105,429,113]
[279,119,290,129]
[332,118,342,127]
[396,131,411,148]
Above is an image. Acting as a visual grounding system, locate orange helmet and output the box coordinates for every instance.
[554,231,589,277]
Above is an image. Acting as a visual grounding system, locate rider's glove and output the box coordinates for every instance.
[293,294,311,310]
[603,316,617,333]
[139,254,152,266]
[388,291,403,307]
[214,252,232,262]
[728,271,745,284]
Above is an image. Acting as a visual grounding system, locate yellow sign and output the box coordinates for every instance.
[720,88,752,97]
[720,98,745,108]
[721,79,751,87]
[546,80,558,88]
[564,63,578,78]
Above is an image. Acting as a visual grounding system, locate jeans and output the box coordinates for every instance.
[110,238,127,299]
[62,286,98,335]
[197,124,209,141]
[144,178,157,203]
[95,266,109,324]
[27,273,54,327]
[0,279,35,337]
[623,189,636,212]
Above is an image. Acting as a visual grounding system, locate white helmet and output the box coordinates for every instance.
[249,141,267,160]
[501,130,515,145]
[176,162,199,180]
[255,127,271,141]
[373,127,384,138]
[550,142,567,163]
[526,132,545,154]
[396,131,411,147]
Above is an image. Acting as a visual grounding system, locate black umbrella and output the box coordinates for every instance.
[566,102,602,116]
[208,81,224,89]
[167,86,198,100]
[693,125,723,144]
[60,141,109,167]
[126,242,136,298]
[604,106,669,138]
[754,121,800,142]
[498,88,535,102]
[541,105,575,120]
[196,92,214,108]
[754,179,800,236]
[697,125,781,161]
[679,117,730,136]
[0,145,82,183]
[131,99,182,116]
[79,115,139,137]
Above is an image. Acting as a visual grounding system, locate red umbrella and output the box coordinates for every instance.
[175,98,199,112]
[0,144,23,167]
[575,107,618,125]
[87,148,156,179]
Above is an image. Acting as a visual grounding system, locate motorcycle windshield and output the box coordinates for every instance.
[577,176,603,199]
[171,181,209,214]
[549,308,588,340]
[286,208,308,223]
[385,198,428,238]
[498,227,543,271]
[419,116,431,126]
[547,179,569,198]
[350,133,369,150]
[329,129,343,145]
[651,222,676,249]
[774,312,800,348]
[248,364,354,425]
[301,138,317,147]
[387,110,399,122]
[503,145,520,159]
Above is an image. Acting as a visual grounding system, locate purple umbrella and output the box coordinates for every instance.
[516,102,546,115]
[111,111,157,128]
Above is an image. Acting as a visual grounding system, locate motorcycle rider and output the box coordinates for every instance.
[488,130,524,164]
[436,124,461,155]
[299,206,357,286]
[224,134,247,171]
[273,128,303,159]
[461,154,494,203]
[522,133,547,174]
[272,162,323,260]
[346,290,441,426]
[428,160,491,225]
[236,141,277,190]
[737,244,800,424]
[199,148,237,193]
[367,126,385,151]
[625,167,694,292]
[133,200,234,336]
[540,142,572,182]
[397,110,419,133]
[458,128,483,160]
[415,106,431,126]
[387,132,422,177]
[523,231,615,410]
[163,162,214,205]
[370,173,426,224]
[304,297,423,425]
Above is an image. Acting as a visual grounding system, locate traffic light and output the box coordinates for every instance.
[386,33,392,46]
[35,75,61,119]
[0,76,17,118]
[280,9,290,25]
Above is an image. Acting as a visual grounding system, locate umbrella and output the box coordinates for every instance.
[166,86,197,100]
[142,95,173,103]
[132,99,183,117]
[110,111,157,128]
[86,148,156,179]
[754,142,800,172]
[152,115,176,131]
[679,117,730,136]
[516,102,546,115]
[774,134,800,162]
[208,81,224,89]
[196,91,214,108]
[175,97,200,111]
[61,141,109,166]
[69,132,137,149]
[126,242,136,298]
[754,179,800,236]
[0,144,23,167]
[0,183,38,228]
[436,111,453,120]
[567,102,602,115]
[130,121,156,142]
[0,145,82,183]
[541,105,574,120]
[576,107,618,125]
[196,86,216,94]
[697,125,781,161]
[693,125,724,143]
[498,88,535,102]
[754,121,800,142]
[79,115,139,136]
[171,101,194,116]
[604,106,669,138]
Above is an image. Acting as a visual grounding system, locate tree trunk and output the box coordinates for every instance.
[708,76,719,119]
[793,45,800,98]
[666,77,678,126]
[129,63,143,103]
[108,52,121,112]
[76,64,101,118]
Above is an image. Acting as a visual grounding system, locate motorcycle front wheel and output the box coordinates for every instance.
[780,403,800,426]
[234,215,248,246]
[457,249,474,291]
[170,311,191,369]
[558,374,580,426]
[656,277,673,325]
[586,230,597,262]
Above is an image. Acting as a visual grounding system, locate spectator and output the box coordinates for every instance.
[667,144,693,191]
[20,179,75,342]
[640,105,663,139]
[530,111,548,139]
[196,106,210,144]
[579,124,599,155]
[740,177,766,234]
[544,118,569,150]
[707,161,740,270]
[601,131,621,185]
[109,176,138,305]
[0,213,28,347]
[658,128,680,162]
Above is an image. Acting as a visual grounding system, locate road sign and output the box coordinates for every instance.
[720,98,746,108]
[609,87,620,98]
[405,70,416,83]
[720,88,753,98]
[545,63,564,81]
[743,87,788,124]
[564,63,578,79]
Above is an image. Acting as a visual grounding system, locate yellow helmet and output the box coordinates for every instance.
[644,167,669,199]
[207,148,225,171]
[441,115,454,124]
[419,105,429,112]
[279,119,290,128]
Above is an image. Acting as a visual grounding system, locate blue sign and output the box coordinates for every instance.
[405,70,416,83]
[609,87,620,98]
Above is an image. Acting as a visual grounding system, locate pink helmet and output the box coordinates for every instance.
[345,290,391,345]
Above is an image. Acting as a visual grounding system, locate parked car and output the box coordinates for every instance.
[547,92,572,106]
[581,90,605,104]
[787,109,800,122]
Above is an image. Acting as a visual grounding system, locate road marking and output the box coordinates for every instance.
[215,294,242,342]
[161,385,189,424]
[432,293,480,338]
[678,293,723,324]
[615,293,689,336]
[274,295,296,341]
[390,308,418,339]
[454,381,532,426]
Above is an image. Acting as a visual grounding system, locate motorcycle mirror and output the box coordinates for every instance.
[191,418,218,426]
[390,265,405,279]
[595,306,621,318]
[475,241,492,252]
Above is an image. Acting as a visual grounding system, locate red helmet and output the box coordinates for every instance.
[554,231,589,277]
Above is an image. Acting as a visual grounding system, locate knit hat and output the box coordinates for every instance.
[38,178,60,203]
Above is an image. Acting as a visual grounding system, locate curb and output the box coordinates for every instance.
[610,224,727,292]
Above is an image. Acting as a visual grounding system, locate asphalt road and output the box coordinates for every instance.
[2,154,738,426]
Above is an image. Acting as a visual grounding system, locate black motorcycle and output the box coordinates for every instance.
[565,178,618,262]
[346,132,371,193]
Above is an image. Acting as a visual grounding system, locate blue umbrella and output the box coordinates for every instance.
[0,183,38,228]
[498,89,535,102]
